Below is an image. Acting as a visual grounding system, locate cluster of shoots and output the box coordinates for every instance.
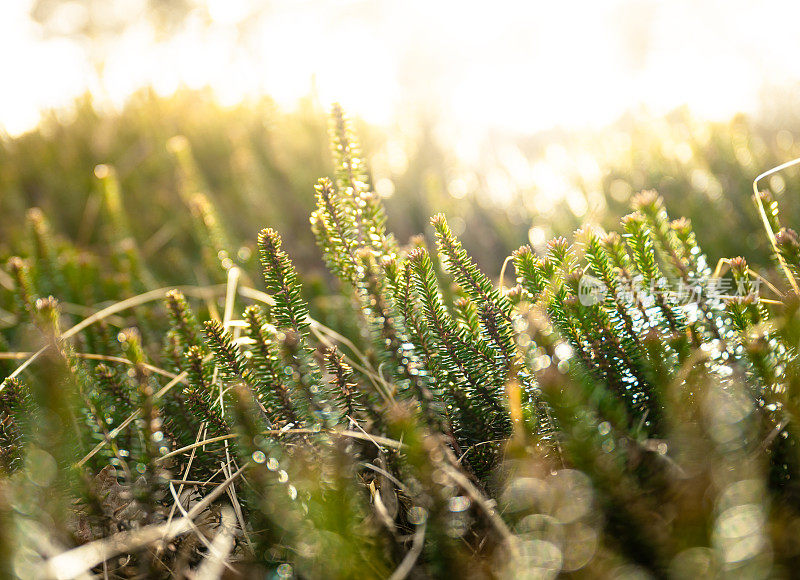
[3,107,800,578]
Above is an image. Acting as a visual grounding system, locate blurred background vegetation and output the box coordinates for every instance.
[2,88,800,292]
[4,0,800,294]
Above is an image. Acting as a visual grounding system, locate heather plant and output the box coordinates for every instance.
[3,105,800,579]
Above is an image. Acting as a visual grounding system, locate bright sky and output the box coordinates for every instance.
[1,0,800,137]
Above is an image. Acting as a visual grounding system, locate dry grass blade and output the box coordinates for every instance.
[216,267,254,554]
[0,352,180,380]
[711,257,784,298]
[156,428,405,464]
[165,424,207,533]
[236,285,275,306]
[40,463,249,579]
[76,370,190,468]
[361,461,409,493]
[57,302,127,326]
[387,521,426,580]
[498,254,514,292]
[167,480,218,555]
[753,156,800,295]
[194,507,237,580]
[156,433,239,464]
[2,284,230,388]
[440,463,518,557]
[17,520,95,580]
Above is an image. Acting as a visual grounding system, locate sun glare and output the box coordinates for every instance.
[2,0,800,138]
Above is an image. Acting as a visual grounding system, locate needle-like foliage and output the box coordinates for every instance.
[5,105,800,580]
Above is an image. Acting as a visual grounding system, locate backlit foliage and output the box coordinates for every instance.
[2,106,800,578]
